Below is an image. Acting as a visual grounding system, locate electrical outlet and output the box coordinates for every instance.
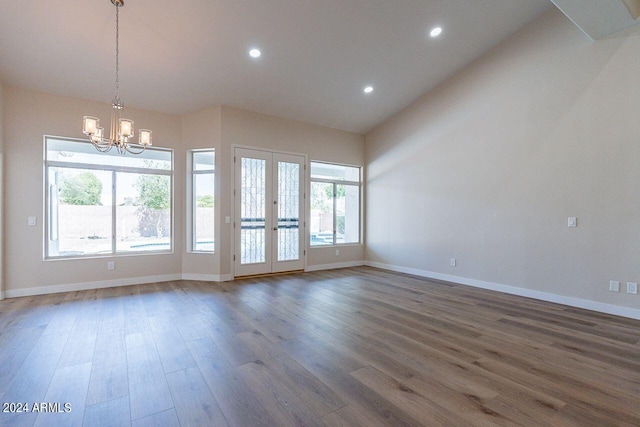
[609,280,620,292]
[627,282,638,295]
[107,261,115,270]
[450,258,456,267]
[335,249,340,256]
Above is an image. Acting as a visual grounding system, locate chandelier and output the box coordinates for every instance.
[82,0,152,155]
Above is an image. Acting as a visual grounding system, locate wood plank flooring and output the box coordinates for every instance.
[0,266,639,426]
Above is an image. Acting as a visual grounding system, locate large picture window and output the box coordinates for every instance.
[310,161,361,246]
[189,150,215,252]
[45,136,173,258]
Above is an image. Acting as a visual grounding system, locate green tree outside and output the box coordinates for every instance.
[328,184,345,199]
[60,172,103,205]
[135,174,170,210]
[196,194,214,207]
[135,173,170,238]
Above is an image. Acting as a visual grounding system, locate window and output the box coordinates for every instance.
[45,136,173,258]
[189,150,215,252]
[310,162,361,246]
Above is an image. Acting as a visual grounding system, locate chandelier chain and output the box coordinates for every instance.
[115,4,120,103]
[83,0,152,155]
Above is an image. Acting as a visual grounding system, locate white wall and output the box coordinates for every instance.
[366,8,640,315]
[3,87,184,295]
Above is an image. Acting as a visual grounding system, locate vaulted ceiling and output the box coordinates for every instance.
[0,1,637,134]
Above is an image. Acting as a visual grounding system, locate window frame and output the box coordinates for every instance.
[44,135,174,260]
[187,148,215,253]
[309,161,362,247]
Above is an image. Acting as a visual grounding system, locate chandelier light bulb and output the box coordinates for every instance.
[83,116,99,135]
[119,118,134,139]
[139,129,152,146]
[93,127,104,143]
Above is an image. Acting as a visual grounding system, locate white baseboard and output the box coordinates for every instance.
[7,261,636,321]
[3,274,182,299]
[0,290,4,300]
[305,260,365,272]
[181,273,233,282]
[366,261,640,320]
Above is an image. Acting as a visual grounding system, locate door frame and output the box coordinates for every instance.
[231,145,307,278]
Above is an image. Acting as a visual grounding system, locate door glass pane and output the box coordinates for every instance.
[336,184,359,244]
[48,167,112,257]
[277,161,300,261]
[310,182,334,246]
[116,172,171,252]
[241,157,266,264]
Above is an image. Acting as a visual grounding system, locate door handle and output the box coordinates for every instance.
[273,227,277,231]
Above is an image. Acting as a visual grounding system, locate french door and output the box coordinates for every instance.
[234,148,305,276]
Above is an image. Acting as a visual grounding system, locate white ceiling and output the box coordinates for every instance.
[0,0,552,134]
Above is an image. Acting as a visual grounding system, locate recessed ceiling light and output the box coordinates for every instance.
[430,27,443,38]
[364,86,374,94]
[249,48,262,58]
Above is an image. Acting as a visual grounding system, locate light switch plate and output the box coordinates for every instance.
[28,216,36,226]
[609,280,620,292]
[225,216,231,224]
[568,217,577,227]
[627,282,638,295]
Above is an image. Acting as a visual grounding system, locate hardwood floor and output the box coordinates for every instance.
[0,266,639,426]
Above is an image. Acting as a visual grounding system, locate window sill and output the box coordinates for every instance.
[44,249,174,262]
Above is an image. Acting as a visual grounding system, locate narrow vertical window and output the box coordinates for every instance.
[190,150,215,252]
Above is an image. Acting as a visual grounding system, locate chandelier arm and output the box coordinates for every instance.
[124,144,147,155]
[92,140,115,153]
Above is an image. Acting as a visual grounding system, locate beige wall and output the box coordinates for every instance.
[366,8,640,311]
[1,88,365,294]
[0,78,3,152]
[220,106,365,275]
[0,79,4,297]
[181,106,222,277]
[182,105,365,278]
[3,87,183,292]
